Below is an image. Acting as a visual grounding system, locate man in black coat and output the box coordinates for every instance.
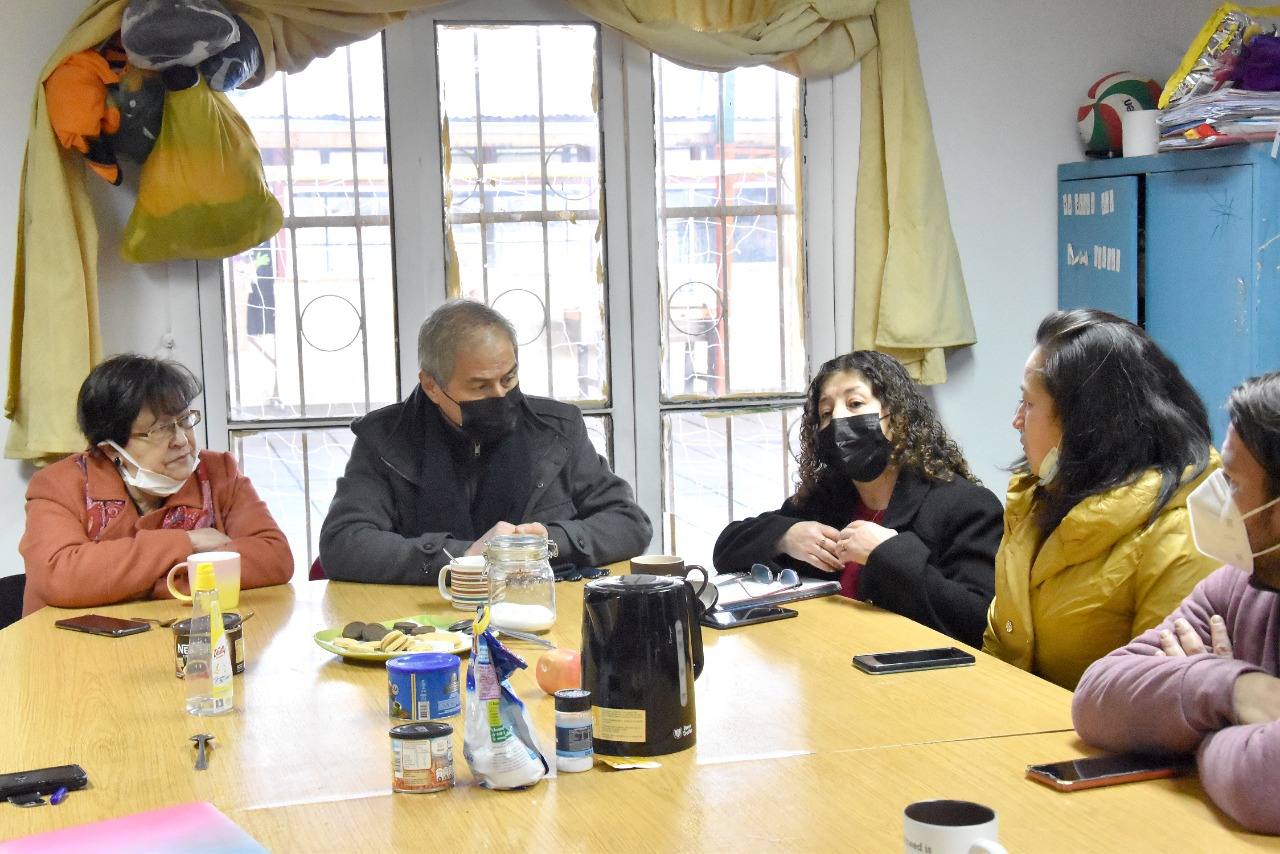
[320,300,652,585]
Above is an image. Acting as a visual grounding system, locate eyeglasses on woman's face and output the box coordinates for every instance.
[130,409,201,444]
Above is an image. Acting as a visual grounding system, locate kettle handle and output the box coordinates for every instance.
[683,569,706,679]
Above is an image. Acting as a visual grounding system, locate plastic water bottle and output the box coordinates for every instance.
[185,561,234,715]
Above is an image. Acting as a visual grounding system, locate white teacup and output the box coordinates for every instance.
[167,551,241,610]
[903,800,1006,854]
[438,556,488,611]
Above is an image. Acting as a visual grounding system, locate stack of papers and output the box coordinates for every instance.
[1159,89,1280,150]
[711,572,841,611]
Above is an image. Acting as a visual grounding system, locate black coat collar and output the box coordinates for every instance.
[812,467,935,526]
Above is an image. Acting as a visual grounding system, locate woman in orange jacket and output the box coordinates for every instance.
[19,354,293,616]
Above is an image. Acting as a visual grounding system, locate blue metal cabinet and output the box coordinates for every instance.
[1058,145,1280,445]
[1058,176,1139,322]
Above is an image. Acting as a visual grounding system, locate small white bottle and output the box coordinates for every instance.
[185,561,234,715]
[554,689,593,772]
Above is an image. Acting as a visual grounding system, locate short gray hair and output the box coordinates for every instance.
[417,299,518,386]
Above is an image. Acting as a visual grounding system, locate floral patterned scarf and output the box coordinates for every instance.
[79,453,214,541]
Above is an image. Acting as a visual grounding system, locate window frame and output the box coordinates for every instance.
[194,0,852,554]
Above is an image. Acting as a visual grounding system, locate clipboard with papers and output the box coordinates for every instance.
[710,571,841,612]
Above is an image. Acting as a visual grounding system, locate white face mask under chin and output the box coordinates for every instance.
[1036,445,1060,484]
[104,441,197,497]
[1188,469,1280,572]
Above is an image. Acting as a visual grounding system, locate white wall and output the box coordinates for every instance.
[0,2,87,577]
[914,0,1218,491]
[0,0,1222,577]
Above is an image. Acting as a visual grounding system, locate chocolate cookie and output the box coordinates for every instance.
[410,625,436,635]
[392,621,419,633]
[342,621,367,639]
[361,623,389,642]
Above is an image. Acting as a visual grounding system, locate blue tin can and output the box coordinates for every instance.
[387,653,462,720]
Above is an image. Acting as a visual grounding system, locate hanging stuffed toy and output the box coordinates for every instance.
[107,64,166,165]
[200,12,262,91]
[44,50,123,185]
[121,0,240,71]
[121,0,261,91]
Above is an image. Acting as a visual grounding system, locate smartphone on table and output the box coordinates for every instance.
[54,615,151,637]
[700,606,797,630]
[851,646,976,674]
[1026,753,1191,791]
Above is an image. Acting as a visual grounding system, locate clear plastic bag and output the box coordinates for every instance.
[462,607,549,790]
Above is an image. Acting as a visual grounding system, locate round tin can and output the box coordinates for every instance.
[173,613,245,678]
[386,652,461,720]
[389,722,454,793]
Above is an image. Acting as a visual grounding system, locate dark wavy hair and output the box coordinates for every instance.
[1227,371,1280,500]
[1021,309,1210,536]
[78,354,202,448]
[794,351,975,501]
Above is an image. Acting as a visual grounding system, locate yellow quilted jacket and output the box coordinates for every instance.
[982,457,1221,690]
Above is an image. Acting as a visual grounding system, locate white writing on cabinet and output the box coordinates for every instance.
[1065,243,1122,272]
[1061,189,1115,216]
[1093,245,1121,271]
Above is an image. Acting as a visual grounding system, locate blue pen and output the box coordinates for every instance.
[49,787,68,805]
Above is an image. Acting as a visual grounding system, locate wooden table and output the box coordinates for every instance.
[227,731,1280,852]
[0,578,1270,849]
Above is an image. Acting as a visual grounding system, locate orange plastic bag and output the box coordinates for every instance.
[121,79,281,263]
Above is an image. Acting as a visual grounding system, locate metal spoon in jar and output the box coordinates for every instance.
[447,618,555,649]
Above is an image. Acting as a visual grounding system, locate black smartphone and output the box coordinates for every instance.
[1026,753,1191,792]
[851,646,976,674]
[54,615,151,637]
[0,764,89,800]
[700,606,797,630]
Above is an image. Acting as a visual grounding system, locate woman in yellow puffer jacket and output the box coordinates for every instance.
[983,309,1221,690]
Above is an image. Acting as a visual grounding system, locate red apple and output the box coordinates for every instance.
[535,648,581,694]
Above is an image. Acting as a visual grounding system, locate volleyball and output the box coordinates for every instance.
[1077,72,1162,156]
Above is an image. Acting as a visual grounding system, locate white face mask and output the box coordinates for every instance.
[1036,445,1060,484]
[104,440,198,497]
[1188,469,1280,572]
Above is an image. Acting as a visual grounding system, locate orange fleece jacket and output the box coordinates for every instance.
[20,449,293,615]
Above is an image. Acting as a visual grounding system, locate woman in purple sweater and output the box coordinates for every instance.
[1073,372,1280,834]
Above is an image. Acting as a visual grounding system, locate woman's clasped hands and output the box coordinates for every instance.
[780,521,843,571]
[780,519,899,572]
[835,520,898,566]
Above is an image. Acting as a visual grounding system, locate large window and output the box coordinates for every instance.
[654,59,806,559]
[221,38,394,575]
[208,1,834,574]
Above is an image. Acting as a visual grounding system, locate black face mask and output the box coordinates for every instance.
[817,413,891,482]
[453,386,524,444]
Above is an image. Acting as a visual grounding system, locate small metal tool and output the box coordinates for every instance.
[190,733,214,771]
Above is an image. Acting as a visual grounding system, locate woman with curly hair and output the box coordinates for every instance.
[713,351,1002,647]
[983,309,1220,690]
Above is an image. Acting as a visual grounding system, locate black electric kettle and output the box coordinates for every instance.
[580,571,712,756]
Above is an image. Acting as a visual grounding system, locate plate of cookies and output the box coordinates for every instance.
[313,615,469,661]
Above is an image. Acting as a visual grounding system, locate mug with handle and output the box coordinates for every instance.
[437,555,488,610]
[167,550,241,610]
[682,564,718,617]
[903,800,1007,854]
[630,554,687,575]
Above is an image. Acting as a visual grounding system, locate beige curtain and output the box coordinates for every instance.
[567,0,976,386]
[8,0,973,459]
[6,0,449,461]
[852,0,973,385]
